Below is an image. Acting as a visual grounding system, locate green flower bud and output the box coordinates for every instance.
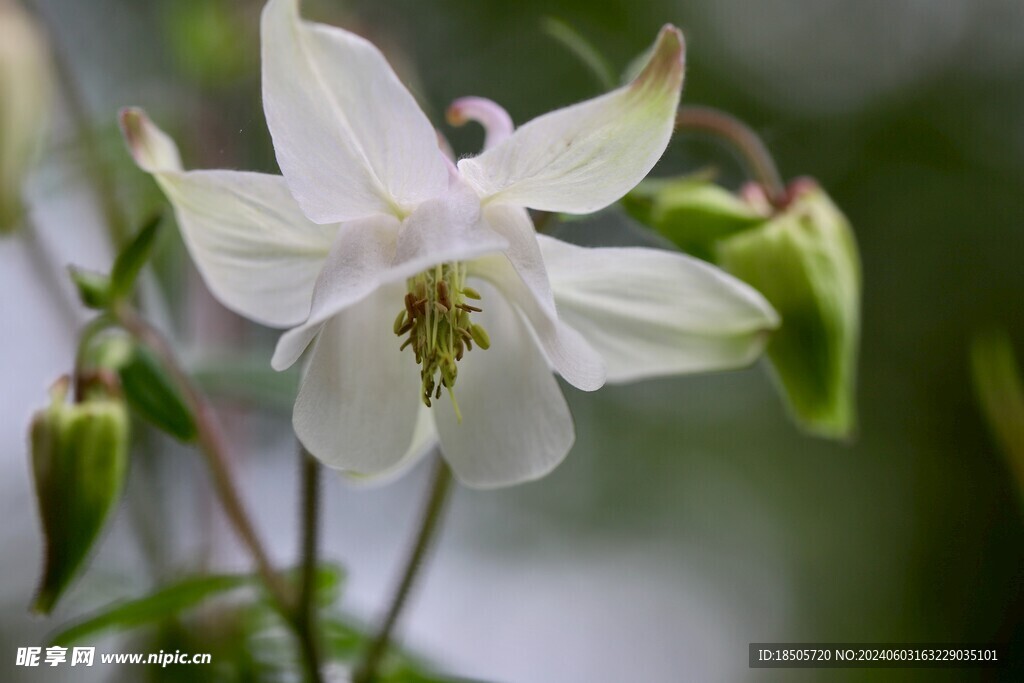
[0,0,53,232]
[717,180,861,439]
[30,376,129,614]
[623,175,768,261]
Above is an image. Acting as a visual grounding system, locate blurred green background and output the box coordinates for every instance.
[2,0,1023,681]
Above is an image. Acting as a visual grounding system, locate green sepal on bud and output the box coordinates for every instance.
[623,175,768,262]
[68,266,112,310]
[30,376,129,614]
[717,181,861,439]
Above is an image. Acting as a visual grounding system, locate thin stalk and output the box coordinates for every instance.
[295,448,325,683]
[20,213,86,327]
[27,0,129,246]
[113,304,294,613]
[353,454,454,683]
[675,105,787,207]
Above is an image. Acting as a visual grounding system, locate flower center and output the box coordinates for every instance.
[394,262,490,421]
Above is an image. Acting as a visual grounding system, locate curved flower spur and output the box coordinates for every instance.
[119,0,778,488]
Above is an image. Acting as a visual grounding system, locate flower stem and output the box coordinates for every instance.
[27,0,129,246]
[675,106,786,207]
[295,447,325,683]
[20,213,85,328]
[113,304,294,613]
[353,453,454,683]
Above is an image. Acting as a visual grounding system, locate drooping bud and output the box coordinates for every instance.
[623,175,768,261]
[0,0,54,232]
[30,375,129,613]
[717,180,861,439]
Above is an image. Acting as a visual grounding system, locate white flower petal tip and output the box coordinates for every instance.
[119,106,335,329]
[456,25,686,214]
[118,107,182,173]
[446,97,514,150]
[261,0,448,224]
[631,24,686,95]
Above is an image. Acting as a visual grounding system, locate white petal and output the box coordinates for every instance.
[469,205,605,391]
[120,107,182,172]
[433,282,575,489]
[261,0,447,223]
[457,25,684,214]
[293,285,423,473]
[119,108,334,328]
[272,181,507,370]
[538,235,780,382]
[343,406,438,487]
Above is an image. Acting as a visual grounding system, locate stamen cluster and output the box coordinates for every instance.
[394,263,490,420]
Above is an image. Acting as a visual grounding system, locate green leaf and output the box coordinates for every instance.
[311,562,345,607]
[624,177,767,262]
[109,213,162,300]
[541,17,615,90]
[68,266,112,310]
[317,614,494,683]
[718,185,861,438]
[50,573,255,647]
[31,380,130,614]
[118,344,197,441]
[971,331,1024,505]
[278,561,347,607]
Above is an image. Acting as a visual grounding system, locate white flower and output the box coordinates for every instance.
[120,0,779,488]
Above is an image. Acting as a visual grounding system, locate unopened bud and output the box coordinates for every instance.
[0,0,53,232]
[30,376,129,613]
[623,175,768,261]
[718,180,861,439]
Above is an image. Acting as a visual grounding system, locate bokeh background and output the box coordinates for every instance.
[2,0,1023,681]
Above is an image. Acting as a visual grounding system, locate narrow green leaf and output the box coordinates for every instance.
[109,213,162,300]
[119,344,197,441]
[50,574,255,647]
[541,17,615,90]
[971,330,1024,506]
